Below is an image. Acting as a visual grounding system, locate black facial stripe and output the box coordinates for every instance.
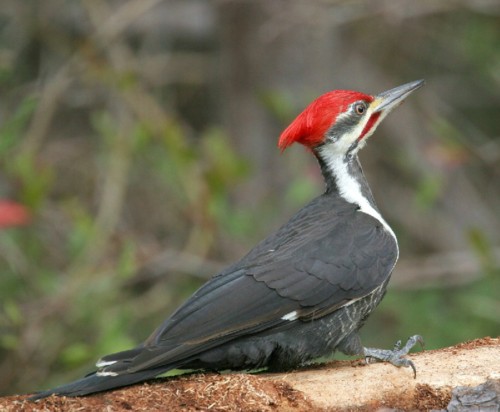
[326,112,359,142]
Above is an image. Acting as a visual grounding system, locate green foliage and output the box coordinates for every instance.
[459,15,500,80]
[202,127,251,236]
[259,90,296,123]
[285,176,320,208]
[362,268,500,351]
[0,89,254,394]
[0,97,37,154]
[0,2,499,398]
[467,228,497,274]
[414,174,442,209]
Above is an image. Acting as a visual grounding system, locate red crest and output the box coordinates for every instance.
[278,90,373,151]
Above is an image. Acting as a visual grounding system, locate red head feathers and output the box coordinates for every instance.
[278,90,374,151]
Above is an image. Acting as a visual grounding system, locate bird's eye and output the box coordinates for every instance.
[354,103,366,115]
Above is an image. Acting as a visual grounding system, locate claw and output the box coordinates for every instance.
[409,359,417,379]
[416,335,425,349]
[363,334,424,378]
[365,356,377,365]
[406,335,425,352]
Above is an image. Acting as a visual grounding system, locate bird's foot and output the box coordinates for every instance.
[363,335,424,378]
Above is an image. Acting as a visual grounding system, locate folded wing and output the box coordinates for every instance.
[98,196,398,375]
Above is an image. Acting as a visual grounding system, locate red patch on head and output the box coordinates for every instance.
[278,90,373,151]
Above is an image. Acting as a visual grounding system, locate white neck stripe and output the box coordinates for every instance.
[320,149,397,242]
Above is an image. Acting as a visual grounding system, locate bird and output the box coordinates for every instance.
[30,79,425,400]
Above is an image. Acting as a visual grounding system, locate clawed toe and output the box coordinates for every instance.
[363,334,424,378]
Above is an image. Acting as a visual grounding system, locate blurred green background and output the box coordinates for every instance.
[0,0,499,396]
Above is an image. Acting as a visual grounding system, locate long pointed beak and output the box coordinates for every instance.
[373,79,425,113]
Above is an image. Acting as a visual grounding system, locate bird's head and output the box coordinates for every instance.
[278,80,424,159]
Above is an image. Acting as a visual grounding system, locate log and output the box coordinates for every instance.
[1,337,498,411]
[266,337,500,410]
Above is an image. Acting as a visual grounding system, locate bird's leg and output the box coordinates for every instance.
[363,335,424,378]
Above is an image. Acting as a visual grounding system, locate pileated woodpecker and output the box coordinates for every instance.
[31,79,424,399]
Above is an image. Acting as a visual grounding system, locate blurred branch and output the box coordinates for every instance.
[429,94,500,170]
[19,0,164,158]
[0,234,29,274]
[19,65,71,156]
[83,1,217,258]
[260,0,500,42]
[125,248,223,291]
[66,104,133,272]
[83,0,164,43]
[82,0,172,134]
[393,247,500,289]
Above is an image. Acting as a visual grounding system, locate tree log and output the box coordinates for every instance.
[1,337,498,411]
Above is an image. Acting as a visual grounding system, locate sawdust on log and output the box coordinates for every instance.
[1,374,314,412]
[1,337,498,411]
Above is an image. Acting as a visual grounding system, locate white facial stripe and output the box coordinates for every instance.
[318,148,397,242]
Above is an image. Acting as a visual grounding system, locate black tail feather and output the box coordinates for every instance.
[28,368,164,401]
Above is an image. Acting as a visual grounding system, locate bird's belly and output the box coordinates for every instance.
[184,279,389,372]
